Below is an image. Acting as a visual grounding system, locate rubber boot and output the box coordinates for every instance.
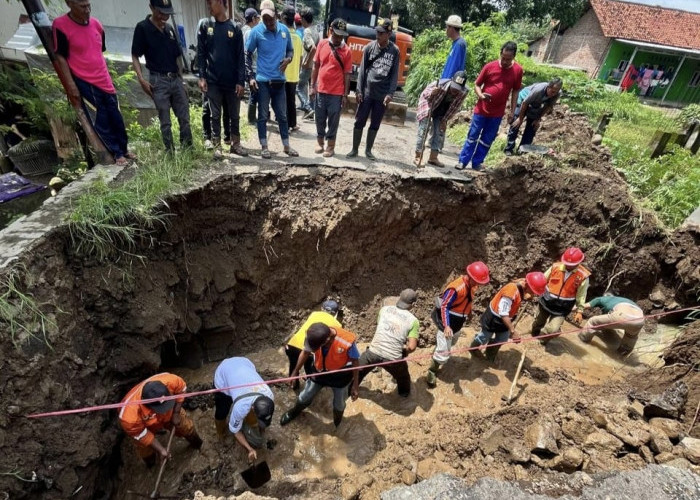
[315,137,325,154]
[470,338,484,358]
[426,359,440,388]
[346,127,363,158]
[333,410,344,427]
[365,129,378,160]
[485,345,500,363]
[427,150,444,167]
[187,430,203,450]
[215,418,228,442]
[247,103,256,125]
[280,402,307,426]
[323,139,336,157]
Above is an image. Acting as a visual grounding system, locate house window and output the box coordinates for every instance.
[690,71,700,88]
[618,60,629,72]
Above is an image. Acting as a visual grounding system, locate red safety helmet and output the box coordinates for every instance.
[561,247,585,266]
[525,272,547,296]
[466,261,490,285]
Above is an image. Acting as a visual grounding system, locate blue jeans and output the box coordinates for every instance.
[257,80,289,147]
[74,76,128,159]
[298,379,348,412]
[315,93,342,141]
[458,113,502,169]
[296,67,312,111]
[416,117,445,152]
[473,328,510,347]
[505,105,538,153]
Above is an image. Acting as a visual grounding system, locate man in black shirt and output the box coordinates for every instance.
[346,19,399,160]
[131,0,192,152]
[197,0,246,158]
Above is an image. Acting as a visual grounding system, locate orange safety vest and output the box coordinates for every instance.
[545,262,591,299]
[489,282,523,319]
[119,373,187,446]
[442,276,475,316]
[314,327,356,372]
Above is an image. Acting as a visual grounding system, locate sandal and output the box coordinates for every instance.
[261,148,271,159]
[284,147,299,157]
[454,163,467,171]
[124,152,138,161]
[115,156,128,166]
[229,144,248,156]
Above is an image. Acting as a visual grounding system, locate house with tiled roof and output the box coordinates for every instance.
[528,0,700,105]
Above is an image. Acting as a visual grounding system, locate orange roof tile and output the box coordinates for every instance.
[590,0,700,51]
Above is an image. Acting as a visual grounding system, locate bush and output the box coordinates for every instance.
[676,104,700,129]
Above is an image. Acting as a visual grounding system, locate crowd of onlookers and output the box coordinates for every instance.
[53,0,562,175]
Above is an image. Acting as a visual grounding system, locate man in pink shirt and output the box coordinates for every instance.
[53,0,133,165]
[456,41,522,175]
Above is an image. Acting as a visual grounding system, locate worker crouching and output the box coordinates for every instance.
[578,294,645,356]
[119,373,202,467]
[281,322,360,428]
[470,272,547,361]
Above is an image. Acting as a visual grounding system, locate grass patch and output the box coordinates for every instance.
[447,123,507,168]
[0,266,55,349]
[68,104,249,260]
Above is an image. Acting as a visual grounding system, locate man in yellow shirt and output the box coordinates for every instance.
[285,300,341,390]
[282,7,302,131]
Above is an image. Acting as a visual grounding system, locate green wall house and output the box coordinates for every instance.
[528,0,700,106]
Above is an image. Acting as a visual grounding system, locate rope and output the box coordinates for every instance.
[26,305,699,419]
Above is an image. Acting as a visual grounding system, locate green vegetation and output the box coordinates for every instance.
[68,106,220,260]
[406,17,699,228]
[0,266,55,349]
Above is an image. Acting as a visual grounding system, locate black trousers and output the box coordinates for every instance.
[358,349,411,397]
[285,82,298,129]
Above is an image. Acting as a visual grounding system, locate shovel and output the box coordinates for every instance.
[240,461,271,488]
[128,428,176,499]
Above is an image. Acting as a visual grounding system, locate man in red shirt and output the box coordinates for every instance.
[456,41,522,175]
[310,18,352,157]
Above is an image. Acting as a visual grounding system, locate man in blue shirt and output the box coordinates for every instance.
[441,15,467,79]
[578,294,645,356]
[245,4,298,159]
[504,78,562,155]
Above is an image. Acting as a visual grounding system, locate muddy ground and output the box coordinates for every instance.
[0,108,698,499]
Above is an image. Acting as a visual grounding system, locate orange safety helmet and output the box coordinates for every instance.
[466,261,490,285]
[525,272,547,296]
[561,247,585,266]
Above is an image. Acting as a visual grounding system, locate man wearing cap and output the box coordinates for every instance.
[357,289,420,397]
[456,41,523,174]
[426,262,490,388]
[531,247,591,345]
[197,0,246,159]
[53,0,135,166]
[504,77,562,155]
[470,273,547,362]
[442,15,467,79]
[281,322,360,428]
[119,373,202,466]
[281,6,303,132]
[579,294,644,356]
[213,357,275,462]
[310,18,352,157]
[241,8,261,125]
[414,70,469,167]
[284,299,342,391]
[346,19,399,161]
[297,8,318,117]
[131,0,192,153]
[246,3,298,159]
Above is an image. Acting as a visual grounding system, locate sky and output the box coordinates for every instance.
[615,0,700,14]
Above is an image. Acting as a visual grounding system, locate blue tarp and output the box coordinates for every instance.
[0,172,46,203]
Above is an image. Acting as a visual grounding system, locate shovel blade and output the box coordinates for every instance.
[240,461,271,488]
